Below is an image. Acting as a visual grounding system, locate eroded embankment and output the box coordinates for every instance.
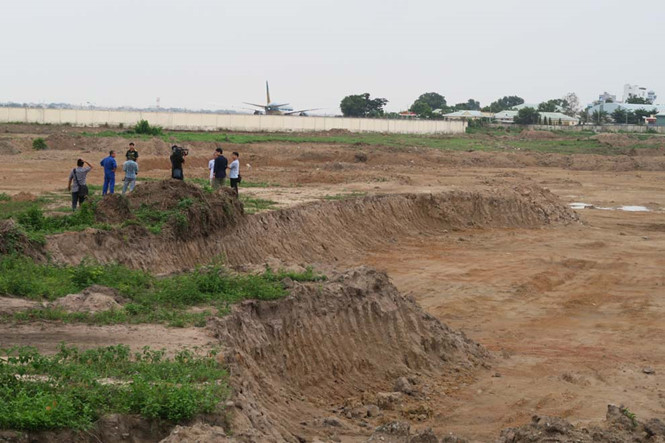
[45,184,578,273]
[206,267,488,442]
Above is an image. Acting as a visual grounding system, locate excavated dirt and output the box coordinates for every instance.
[49,285,126,313]
[45,184,578,273]
[498,405,665,442]
[208,267,488,442]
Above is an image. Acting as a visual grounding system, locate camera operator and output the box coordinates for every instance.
[170,145,188,180]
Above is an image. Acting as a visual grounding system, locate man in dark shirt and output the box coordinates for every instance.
[125,142,139,161]
[212,147,228,189]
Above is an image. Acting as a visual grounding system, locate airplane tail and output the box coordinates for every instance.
[266,81,271,105]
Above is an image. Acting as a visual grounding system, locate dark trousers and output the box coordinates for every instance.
[71,192,86,210]
[103,174,115,194]
[213,177,226,189]
[230,177,240,195]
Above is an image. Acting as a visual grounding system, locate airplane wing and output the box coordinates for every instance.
[243,102,267,108]
[284,108,323,115]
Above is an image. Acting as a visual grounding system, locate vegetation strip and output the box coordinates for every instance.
[0,256,325,327]
[0,344,227,430]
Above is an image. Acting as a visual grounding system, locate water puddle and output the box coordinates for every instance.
[568,203,651,212]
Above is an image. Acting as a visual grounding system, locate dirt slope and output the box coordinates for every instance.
[206,267,488,442]
[45,184,578,273]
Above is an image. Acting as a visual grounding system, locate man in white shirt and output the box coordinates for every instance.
[208,149,219,186]
[228,151,240,196]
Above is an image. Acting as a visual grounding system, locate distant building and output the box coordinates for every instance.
[494,110,578,126]
[597,92,617,103]
[586,102,663,116]
[441,110,493,120]
[623,84,657,103]
[656,112,665,127]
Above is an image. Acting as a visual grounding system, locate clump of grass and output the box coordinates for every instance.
[132,119,163,136]
[0,193,11,202]
[0,344,228,431]
[240,196,278,214]
[32,138,48,150]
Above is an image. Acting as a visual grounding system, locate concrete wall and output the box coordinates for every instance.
[0,107,466,135]
[489,123,665,134]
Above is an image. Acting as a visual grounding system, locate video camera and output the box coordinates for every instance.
[171,145,189,157]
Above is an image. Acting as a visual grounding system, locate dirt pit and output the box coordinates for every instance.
[1,125,665,441]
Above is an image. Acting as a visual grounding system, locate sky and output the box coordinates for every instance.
[2,0,664,114]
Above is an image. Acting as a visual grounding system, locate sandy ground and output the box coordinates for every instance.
[1,129,664,441]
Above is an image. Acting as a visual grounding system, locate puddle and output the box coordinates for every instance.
[568,203,651,212]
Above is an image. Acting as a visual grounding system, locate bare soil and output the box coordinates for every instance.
[1,125,665,442]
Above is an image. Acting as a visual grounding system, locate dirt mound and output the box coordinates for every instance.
[520,130,558,140]
[207,267,488,441]
[591,133,635,147]
[12,192,37,202]
[0,139,21,155]
[0,219,44,258]
[49,285,125,313]
[46,185,578,273]
[498,405,665,442]
[127,179,210,211]
[95,194,132,224]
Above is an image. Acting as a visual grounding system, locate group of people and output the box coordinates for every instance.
[208,148,241,195]
[67,142,241,211]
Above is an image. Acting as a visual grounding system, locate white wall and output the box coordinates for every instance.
[0,107,467,135]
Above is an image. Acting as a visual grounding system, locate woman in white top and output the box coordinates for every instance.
[208,150,218,186]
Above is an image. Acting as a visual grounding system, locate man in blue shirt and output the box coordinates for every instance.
[100,150,117,195]
[213,147,228,189]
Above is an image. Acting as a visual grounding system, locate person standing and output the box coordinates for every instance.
[170,145,186,180]
[212,147,228,189]
[125,142,139,161]
[228,151,240,196]
[208,150,219,186]
[100,150,117,195]
[122,157,139,194]
[67,159,93,211]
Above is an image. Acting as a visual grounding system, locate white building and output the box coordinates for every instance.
[623,84,657,103]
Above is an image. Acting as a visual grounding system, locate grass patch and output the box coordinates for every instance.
[0,193,11,202]
[0,344,227,431]
[239,196,278,214]
[0,255,325,326]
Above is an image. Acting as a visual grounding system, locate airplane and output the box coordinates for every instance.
[244,82,321,116]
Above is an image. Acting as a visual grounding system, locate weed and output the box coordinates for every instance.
[239,196,278,214]
[0,344,228,430]
[32,138,48,150]
[0,193,10,202]
[133,120,163,136]
[620,406,638,428]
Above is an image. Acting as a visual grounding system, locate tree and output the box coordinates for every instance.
[538,99,565,112]
[410,101,433,119]
[561,93,580,116]
[340,93,388,117]
[633,108,658,125]
[513,107,540,125]
[488,96,524,113]
[454,99,481,111]
[579,108,590,124]
[611,108,640,124]
[592,110,609,124]
[626,96,652,105]
[410,92,447,114]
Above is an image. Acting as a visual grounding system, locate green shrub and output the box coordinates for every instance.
[0,193,10,202]
[32,138,48,150]
[0,344,228,430]
[133,120,163,136]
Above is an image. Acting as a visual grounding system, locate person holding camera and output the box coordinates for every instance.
[170,145,187,180]
[67,158,93,211]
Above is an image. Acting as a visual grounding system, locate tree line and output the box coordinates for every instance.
[339,92,580,119]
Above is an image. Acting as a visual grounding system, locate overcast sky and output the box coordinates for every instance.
[2,0,664,114]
